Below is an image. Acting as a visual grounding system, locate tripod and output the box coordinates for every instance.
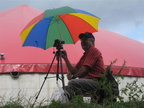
[32,40,66,107]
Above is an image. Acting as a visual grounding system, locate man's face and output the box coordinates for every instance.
[80,37,94,51]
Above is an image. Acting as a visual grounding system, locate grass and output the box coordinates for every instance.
[0,98,143,108]
[47,100,144,108]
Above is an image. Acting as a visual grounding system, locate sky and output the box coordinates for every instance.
[0,0,144,43]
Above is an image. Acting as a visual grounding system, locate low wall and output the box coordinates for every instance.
[0,73,143,105]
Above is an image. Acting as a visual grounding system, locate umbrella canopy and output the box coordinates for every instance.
[0,5,144,77]
[20,6,100,49]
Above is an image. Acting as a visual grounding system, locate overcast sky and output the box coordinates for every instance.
[0,0,144,43]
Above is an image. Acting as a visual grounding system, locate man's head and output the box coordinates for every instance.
[79,32,95,41]
[79,32,95,51]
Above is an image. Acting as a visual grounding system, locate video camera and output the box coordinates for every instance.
[53,39,65,49]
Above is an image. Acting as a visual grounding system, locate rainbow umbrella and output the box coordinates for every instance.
[20,6,100,50]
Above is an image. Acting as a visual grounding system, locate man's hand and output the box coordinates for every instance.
[67,73,73,80]
[61,50,78,75]
[61,50,67,60]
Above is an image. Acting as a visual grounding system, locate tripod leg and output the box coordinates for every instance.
[56,52,60,82]
[55,50,65,89]
[32,53,57,107]
[59,51,65,89]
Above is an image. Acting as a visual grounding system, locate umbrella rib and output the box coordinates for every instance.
[55,16,63,40]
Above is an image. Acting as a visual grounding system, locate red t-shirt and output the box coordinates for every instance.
[75,46,104,79]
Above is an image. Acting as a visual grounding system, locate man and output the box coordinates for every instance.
[61,32,105,100]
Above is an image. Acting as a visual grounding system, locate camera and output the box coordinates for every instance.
[53,39,65,49]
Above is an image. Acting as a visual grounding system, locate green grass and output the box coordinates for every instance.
[47,100,144,108]
[0,100,143,108]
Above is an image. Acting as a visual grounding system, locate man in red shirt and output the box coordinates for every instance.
[62,32,105,100]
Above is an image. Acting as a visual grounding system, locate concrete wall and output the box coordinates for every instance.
[0,73,143,105]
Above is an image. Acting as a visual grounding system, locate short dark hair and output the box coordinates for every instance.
[79,32,95,40]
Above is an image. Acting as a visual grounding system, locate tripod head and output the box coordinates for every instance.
[53,39,65,50]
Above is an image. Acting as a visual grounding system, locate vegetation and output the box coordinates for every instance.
[0,91,143,108]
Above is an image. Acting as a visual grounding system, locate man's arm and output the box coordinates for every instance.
[61,50,78,74]
[67,66,90,80]
[63,56,78,74]
[61,50,90,79]
[73,65,90,78]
